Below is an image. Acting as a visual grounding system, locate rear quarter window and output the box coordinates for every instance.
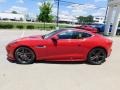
[82,33,92,38]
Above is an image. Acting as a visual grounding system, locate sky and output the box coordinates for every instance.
[0,0,108,18]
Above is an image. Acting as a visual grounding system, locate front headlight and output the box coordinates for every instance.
[10,41,18,44]
[7,41,18,48]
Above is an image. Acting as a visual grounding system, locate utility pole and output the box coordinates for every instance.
[43,2,46,30]
[104,4,108,24]
[56,0,60,29]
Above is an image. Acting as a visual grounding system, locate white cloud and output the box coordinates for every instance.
[52,7,77,22]
[37,2,42,7]
[52,7,57,15]
[68,4,96,10]
[67,4,97,17]
[17,0,24,4]
[51,3,106,22]
[0,0,5,3]
[51,0,55,5]
[66,3,107,17]
[94,0,106,2]
[5,6,28,14]
[93,8,106,16]
[52,4,105,22]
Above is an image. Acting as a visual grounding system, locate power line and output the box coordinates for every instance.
[54,0,105,9]
[54,0,84,27]
[54,0,84,5]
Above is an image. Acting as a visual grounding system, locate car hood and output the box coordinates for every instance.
[15,35,43,42]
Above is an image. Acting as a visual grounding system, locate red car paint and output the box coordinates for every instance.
[74,25,98,33]
[6,29,112,62]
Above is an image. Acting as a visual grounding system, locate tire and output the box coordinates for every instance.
[15,47,35,64]
[87,48,106,65]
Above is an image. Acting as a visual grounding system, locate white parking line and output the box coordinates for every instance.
[21,29,25,37]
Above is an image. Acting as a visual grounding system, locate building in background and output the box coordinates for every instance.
[0,12,26,21]
[25,13,37,22]
[58,14,78,24]
[93,16,105,24]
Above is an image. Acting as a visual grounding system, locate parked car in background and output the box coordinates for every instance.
[90,24,120,35]
[6,29,112,65]
[90,24,112,33]
[73,25,98,33]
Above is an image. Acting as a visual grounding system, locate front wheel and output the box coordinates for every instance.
[87,48,106,65]
[15,47,35,64]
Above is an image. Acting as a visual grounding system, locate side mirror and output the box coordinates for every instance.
[51,36,59,41]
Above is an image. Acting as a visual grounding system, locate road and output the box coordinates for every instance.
[0,30,120,90]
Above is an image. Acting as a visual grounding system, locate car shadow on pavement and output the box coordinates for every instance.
[35,60,88,65]
[7,58,90,65]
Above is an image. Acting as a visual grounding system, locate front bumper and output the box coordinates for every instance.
[6,44,18,61]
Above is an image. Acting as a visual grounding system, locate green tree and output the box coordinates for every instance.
[86,15,94,23]
[38,1,53,22]
[77,16,85,24]
[77,15,94,24]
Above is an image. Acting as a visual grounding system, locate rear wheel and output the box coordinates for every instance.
[15,47,35,64]
[87,48,106,65]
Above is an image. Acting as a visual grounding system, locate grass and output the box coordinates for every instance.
[0,21,69,30]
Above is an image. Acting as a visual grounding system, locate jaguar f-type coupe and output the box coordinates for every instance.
[6,29,112,65]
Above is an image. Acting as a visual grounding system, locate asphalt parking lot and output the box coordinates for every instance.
[0,29,120,90]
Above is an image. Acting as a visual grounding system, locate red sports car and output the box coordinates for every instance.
[6,29,112,65]
[74,25,98,33]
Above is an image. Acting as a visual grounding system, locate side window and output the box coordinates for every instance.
[58,31,73,39]
[58,31,92,39]
[72,32,82,39]
[72,32,92,39]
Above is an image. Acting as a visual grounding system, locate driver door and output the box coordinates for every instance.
[41,30,85,60]
[43,31,74,60]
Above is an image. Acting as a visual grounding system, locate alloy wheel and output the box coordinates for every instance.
[15,47,35,64]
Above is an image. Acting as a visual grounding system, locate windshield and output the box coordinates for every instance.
[44,29,64,39]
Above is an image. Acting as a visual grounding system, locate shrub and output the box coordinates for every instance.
[49,26,55,29]
[0,24,14,29]
[26,25,34,29]
[0,24,4,29]
[37,27,40,29]
[5,24,13,29]
[16,25,24,29]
